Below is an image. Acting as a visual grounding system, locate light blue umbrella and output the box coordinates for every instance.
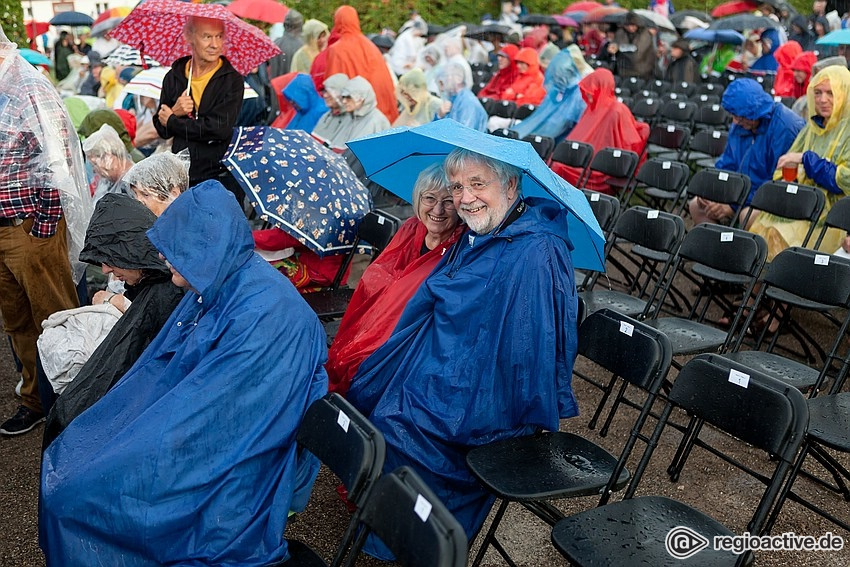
[684,28,745,45]
[19,48,52,66]
[347,119,605,271]
[817,29,850,46]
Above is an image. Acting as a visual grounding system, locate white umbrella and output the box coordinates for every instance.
[633,9,677,33]
[124,66,258,100]
[104,44,161,67]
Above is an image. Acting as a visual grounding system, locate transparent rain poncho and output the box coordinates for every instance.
[122,150,190,203]
[82,124,135,202]
[0,27,93,281]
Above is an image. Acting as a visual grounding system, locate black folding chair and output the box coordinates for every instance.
[658,100,698,130]
[694,102,729,133]
[622,157,690,210]
[659,92,689,105]
[642,123,691,162]
[583,147,640,195]
[671,80,696,97]
[695,82,725,97]
[813,194,850,250]
[304,210,399,320]
[675,168,750,227]
[552,354,808,567]
[630,97,661,124]
[489,128,519,139]
[621,76,645,91]
[683,129,728,169]
[513,103,537,121]
[550,140,593,185]
[521,134,555,162]
[283,393,386,567]
[485,99,517,120]
[694,92,721,105]
[647,79,672,93]
[576,190,621,291]
[342,467,467,567]
[466,310,673,567]
[741,181,826,253]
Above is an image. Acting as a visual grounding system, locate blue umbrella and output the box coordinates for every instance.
[684,28,745,45]
[817,29,850,46]
[222,127,372,257]
[19,48,53,66]
[49,11,95,27]
[347,119,605,271]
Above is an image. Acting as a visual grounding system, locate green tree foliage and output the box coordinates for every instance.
[0,0,27,47]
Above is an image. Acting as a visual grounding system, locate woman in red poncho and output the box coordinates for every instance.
[325,5,399,123]
[502,47,546,106]
[327,162,464,395]
[551,68,649,194]
[477,44,519,100]
[773,40,803,98]
[788,51,818,100]
[269,72,297,128]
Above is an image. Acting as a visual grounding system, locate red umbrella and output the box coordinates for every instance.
[24,20,50,39]
[110,0,281,75]
[710,0,759,18]
[564,1,602,13]
[584,6,628,23]
[227,0,288,25]
[553,14,579,27]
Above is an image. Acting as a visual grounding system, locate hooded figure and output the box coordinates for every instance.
[478,44,519,100]
[329,76,391,150]
[789,14,815,51]
[552,68,650,194]
[78,108,145,162]
[291,19,329,74]
[513,49,586,141]
[312,73,353,148]
[773,40,804,97]
[751,28,783,72]
[612,12,657,80]
[40,180,328,565]
[388,19,427,76]
[789,51,819,101]
[270,9,305,78]
[568,44,594,78]
[663,39,698,84]
[501,47,546,106]
[394,68,442,127]
[283,73,329,133]
[437,62,488,132]
[325,5,399,123]
[41,194,184,449]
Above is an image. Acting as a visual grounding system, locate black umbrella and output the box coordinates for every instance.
[49,11,95,27]
[670,10,713,27]
[517,14,560,26]
[600,11,656,29]
[465,23,513,41]
[709,14,781,30]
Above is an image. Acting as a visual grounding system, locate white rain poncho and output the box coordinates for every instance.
[0,27,93,282]
[122,150,190,203]
[82,123,134,202]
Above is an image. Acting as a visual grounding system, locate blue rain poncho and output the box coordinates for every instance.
[348,197,579,553]
[284,73,329,133]
[40,180,328,566]
[513,49,586,141]
[717,78,804,205]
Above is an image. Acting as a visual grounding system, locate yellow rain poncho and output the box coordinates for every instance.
[392,68,442,127]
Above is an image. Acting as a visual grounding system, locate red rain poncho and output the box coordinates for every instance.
[773,41,803,98]
[552,68,649,193]
[477,44,519,100]
[502,47,546,106]
[269,72,297,128]
[788,51,818,100]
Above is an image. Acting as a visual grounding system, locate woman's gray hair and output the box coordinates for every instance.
[412,161,449,219]
[123,152,190,202]
[443,148,522,194]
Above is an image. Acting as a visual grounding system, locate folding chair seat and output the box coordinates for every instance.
[512,103,537,122]
[304,210,400,320]
[642,123,690,162]
[552,354,808,567]
[585,146,640,195]
[521,134,555,162]
[658,100,698,130]
[621,76,645,91]
[344,467,467,567]
[682,129,728,167]
[694,92,721,105]
[550,140,593,186]
[282,393,386,567]
[489,128,519,139]
[623,157,690,211]
[581,207,685,318]
[630,97,661,124]
[695,82,724,97]
[466,310,673,567]
[670,80,696,97]
[576,190,620,291]
[485,99,517,120]
[675,168,750,228]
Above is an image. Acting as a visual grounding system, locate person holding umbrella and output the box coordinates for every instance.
[609,11,657,80]
[154,16,243,194]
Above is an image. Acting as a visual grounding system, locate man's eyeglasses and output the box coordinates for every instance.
[419,194,456,209]
[448,180,494,197]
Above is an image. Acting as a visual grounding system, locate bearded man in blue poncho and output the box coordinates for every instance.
[40,180,328,565]
[347,148,580,557]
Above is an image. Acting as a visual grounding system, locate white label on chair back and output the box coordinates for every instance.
[414,494,433,522]
[721,232,734,242]
[678,102,686,109]
[718,172,729,181]
[646,99,654,104]
[786,184,798,194]
[670,93,678,99]
[571,142,580,150]
[662,161,671,170]
[667,125,676,133]
[377,216,385,225]
[619,321,634,336]
[815,254,831,266]
[712,104,720,111]
[591,192,601,201]
[774,96,782,102]
[535,136,543,142]
[613,149,622,158]
[647,210,660,219]
[712,131,722,139]
[337,410,351,432]
[729,369,750,388]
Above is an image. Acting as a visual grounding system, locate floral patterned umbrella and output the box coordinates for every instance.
[222,127,372,257]
[110,0,280,76]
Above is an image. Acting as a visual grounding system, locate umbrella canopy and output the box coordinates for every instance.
[19,48,52,67]
[564,1,602,14]
[464,24,514,41]
[675,16,711,32]
[110,0,281,76]
[91,7,132,37]
[223,127,372,256]
[670,10,713,27]
[709,14,781,30]
[227,0,288,25]
[633,9,676,32]
[552,15,579,28]
[50,11,95,27]
[517,14,560,26]
[817,29,850,46]
[585,6,628,24]
[346,120,605,271]
[103,44,161,67]
[684,28,745,45]
[124,66,259,100]
[710,1,759,19]
[24,21,50,39]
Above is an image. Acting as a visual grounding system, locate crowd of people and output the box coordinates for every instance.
[3,0,850,564]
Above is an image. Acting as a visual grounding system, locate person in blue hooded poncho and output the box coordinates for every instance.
[283,72,329,133]
[437,62,488,132]
[40,180,328,566]
[751,28,782,72]
[689,78,804,225]
[347,148,580,557]
[512,48,586,142]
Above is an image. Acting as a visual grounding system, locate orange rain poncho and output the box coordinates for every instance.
[502,47,546,106]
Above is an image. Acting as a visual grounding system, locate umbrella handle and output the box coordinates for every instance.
[139,40,148,70]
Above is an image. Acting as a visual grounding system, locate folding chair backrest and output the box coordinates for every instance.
[646,124,690,153]
[589,147,639,180]
[676,223,767,278]
[578,309,672,392]
[746,182,825,244]
[490,128,519,139]
[296,393,386,507]
[612,206,686,255]
[551,140,594,172]
[688,130,727,158]
[694,103,728,128]
[631,98,660,123]
[634,158,690,194]
[622,76,645,91]
[487,99,517,119]
[659,100,697,126]
[814,195,850,248]
[659,92,688,105]
[762,246,850,308]
[513,103,537,121]
[522,134,556,161]
[671,80,695,96]
[694,93,721,105]
[346,466,468,567]
[647,79,672,93]
[358,210,400,255]
[686,169,750,210]
[695,82,724,97]
[582,189,620,234]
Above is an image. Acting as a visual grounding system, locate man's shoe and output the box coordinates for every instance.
[0,405,45,436]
